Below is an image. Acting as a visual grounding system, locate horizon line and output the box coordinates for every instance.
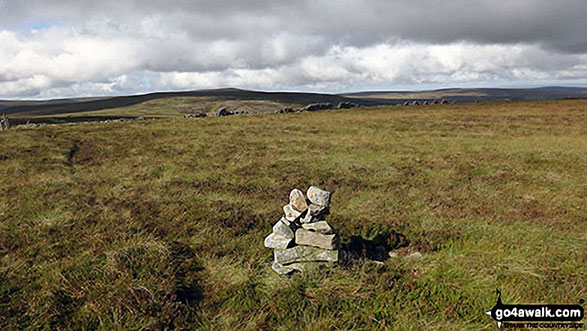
[1,84,587,102]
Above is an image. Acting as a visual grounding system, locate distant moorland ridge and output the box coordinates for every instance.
[1,86,586,119]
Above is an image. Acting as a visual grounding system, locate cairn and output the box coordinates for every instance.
[0,114,9,131]
[264,186,340,275]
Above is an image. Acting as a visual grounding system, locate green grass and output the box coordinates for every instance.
[1,100,586,330]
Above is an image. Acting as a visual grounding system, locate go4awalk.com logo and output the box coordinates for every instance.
[485,290,584,329]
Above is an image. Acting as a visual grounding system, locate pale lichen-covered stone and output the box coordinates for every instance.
[289,189,308,212]
[264,233,292,249]
[274,245,339,265]
[295,228,339,250]
[307,186,331,207]
[301,221,334,234]
[272,219,294,239]
[283,204,302,221]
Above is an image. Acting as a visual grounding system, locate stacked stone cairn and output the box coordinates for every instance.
[264,186,340,275]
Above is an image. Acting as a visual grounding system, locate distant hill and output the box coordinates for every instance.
[343,86,587,103]
[0,88,384,118]
[1,87,585,124]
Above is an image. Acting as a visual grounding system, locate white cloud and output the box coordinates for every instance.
[147,42,587,94]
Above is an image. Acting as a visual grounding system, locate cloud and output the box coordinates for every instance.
[150,43,587,92]
[0,1,586,98]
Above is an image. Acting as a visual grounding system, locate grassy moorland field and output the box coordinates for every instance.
[0,100,585,330]
[29,97,298,119]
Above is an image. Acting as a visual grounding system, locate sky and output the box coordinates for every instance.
[1,0,586,99]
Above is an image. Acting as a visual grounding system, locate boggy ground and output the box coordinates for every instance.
[0,100,585,330]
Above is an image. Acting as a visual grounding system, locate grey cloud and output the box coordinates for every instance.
[2,0,586,52]
[0,0,586,98]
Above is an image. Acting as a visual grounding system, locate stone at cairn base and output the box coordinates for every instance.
[295,228,339,250]
[274,245,339,265]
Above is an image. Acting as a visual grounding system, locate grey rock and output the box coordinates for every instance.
[283,204,302,221]
[301,221,334,234]
[272,219,294,239]
[295,228,339,250]
[289,189,308,212]
[264,233,293,249]
[300,203,329,223]
[303,103,333,111]
[307,186,331,207]
[388,251,399,258]
[274,245,339,265]
[214,107,232,117]
[274,107,296,114]
[336,102,359,109]
[184,113,207,118]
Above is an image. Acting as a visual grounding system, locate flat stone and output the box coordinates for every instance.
[295,228,339,250]
[301,221,334,234]
[264,233,293,249]
[273,219,294,239]
[289,189,308,212]
[307,186,331,207]
[283,204,302,221]
[274,245,339,265]
[214,107,232,117]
